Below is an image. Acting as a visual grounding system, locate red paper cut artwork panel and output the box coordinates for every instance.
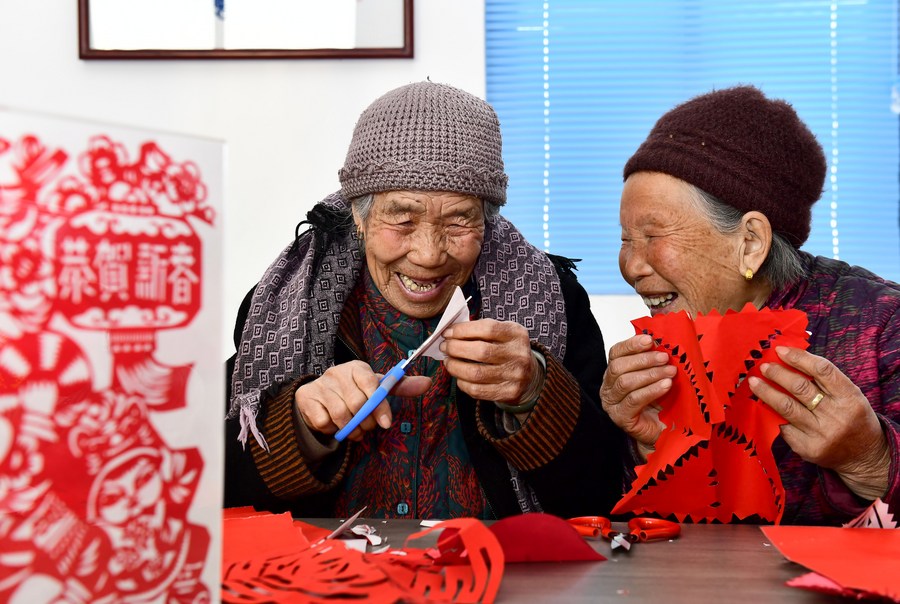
[612,304,809,523]
[0,110,224,602]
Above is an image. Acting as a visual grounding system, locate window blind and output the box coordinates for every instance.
[486,0,899,294]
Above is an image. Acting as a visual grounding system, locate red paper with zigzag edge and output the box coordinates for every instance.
[612,303,809,523]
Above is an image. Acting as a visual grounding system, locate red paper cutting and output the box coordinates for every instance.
[220,514,505,603]
[222,539,406,603]
[221,512,610,602]
[761,525,900,602]
[222,511,310,566]
[293,518,334,542]
[369,519,505,603]
[612,304,809,523]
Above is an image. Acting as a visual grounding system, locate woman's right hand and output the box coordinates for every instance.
[599,334,677,459]
[294,360,431,441]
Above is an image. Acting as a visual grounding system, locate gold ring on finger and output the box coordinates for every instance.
[806,392,824,412]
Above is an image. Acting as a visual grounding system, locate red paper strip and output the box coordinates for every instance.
[613,304,809,523]
[223,505,269,519]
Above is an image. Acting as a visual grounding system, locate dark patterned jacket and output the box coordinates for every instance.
[224,258,625,519]
[764,252,900,524]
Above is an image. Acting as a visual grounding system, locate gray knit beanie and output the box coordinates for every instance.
[339,81,508,206]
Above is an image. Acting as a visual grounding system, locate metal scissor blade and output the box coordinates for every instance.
[326,506,368,540]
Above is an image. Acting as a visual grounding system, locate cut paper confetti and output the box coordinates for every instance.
[613,303,809,523]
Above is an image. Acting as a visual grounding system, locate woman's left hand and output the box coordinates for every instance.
[748,345,891,500]
[440,318,538,405]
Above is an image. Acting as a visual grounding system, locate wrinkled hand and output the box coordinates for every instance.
[295,360,432,442]
[599,334,677,459]
[440,319,537,404]
[748,346,890,500]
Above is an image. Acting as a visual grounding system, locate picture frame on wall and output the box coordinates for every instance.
[79,0,413,60]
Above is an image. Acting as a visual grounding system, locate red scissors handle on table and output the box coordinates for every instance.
[567,516,680,551]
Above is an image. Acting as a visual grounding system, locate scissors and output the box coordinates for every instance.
[567,516,680,551]
[334,300,471,442]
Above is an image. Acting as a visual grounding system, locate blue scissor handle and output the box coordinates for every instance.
[334,361,407,442]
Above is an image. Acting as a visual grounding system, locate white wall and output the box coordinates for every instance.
[0,0,645,358]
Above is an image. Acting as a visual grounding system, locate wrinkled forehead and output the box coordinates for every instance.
[620,172,701,226]
[373,190,485,218]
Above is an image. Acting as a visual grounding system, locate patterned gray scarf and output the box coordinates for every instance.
[228,192,568,449]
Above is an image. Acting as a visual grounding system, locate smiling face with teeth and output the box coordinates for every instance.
[619,172,771,318]
[354,190,486,319]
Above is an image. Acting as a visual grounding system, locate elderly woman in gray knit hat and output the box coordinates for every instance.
[224,82,623,520]
[601,85,899,525]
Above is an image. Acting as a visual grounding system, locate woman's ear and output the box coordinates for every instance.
[351,205,365,239]
[739,211,772,275]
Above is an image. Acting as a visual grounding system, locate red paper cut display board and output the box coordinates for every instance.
[0,109,224,602]
[613,304,809,523]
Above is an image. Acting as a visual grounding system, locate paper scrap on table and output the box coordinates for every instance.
[844,497,897,529]
[418,286,471,361]
[612,303,809,524]
[761,522,900,602]
[351,524,384,546]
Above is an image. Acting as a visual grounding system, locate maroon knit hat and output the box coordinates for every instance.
[623,86,826,247]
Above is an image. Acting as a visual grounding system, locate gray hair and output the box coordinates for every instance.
[350,193,500,226]
[684,184,806,289]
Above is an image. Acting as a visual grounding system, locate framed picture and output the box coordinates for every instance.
[79,0,413,59]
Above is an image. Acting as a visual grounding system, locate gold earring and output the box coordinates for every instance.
[744,268,754,281]
[356,226,364,241]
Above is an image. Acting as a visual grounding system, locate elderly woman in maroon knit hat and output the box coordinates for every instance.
[601,85,899,525]
[224,82,623,520]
